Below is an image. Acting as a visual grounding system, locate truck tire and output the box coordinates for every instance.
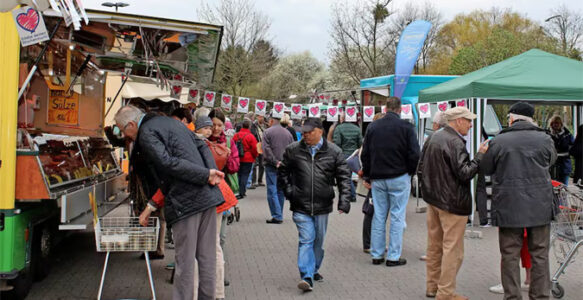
[32,226,53,280]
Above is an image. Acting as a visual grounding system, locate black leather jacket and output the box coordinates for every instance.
[417,126,483,216]
[278,139,351,215]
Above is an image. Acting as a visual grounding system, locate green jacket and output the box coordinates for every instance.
[333,122,363,156]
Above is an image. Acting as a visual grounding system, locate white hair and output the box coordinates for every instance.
[114,105,145,127]
[280,113,291,126]
[432,111,448,128]
[509,113,536,125]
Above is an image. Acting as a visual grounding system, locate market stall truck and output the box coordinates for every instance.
[0,7,223,299]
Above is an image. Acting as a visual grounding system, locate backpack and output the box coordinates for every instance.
[236,133,249,158]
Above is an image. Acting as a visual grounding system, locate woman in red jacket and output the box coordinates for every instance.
[233,118,259,199]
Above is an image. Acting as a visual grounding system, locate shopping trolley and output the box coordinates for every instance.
[550,182,583,299]
[94,217,160,300]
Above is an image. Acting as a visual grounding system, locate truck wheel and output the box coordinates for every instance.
[32,226,53,280]
[2,270,33,300]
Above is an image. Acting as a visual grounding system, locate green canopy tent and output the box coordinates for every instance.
[416,49,583,228]
[418,49,583,103]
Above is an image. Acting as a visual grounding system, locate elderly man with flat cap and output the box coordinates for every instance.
[418,106,489,300]
[481,102,557,300]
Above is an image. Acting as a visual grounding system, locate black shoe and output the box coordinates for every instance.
[248,185,256,189]
[313,273,323,282]
[257,182,265,186]
[224,280,230,287]
[386,258,407,267]
[297,278,313,291]
[372,258,385,265]
[266,218,283,224]
[236,194,245,199]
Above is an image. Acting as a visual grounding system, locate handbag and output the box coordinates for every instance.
[346,149,361,173]
[206,140,229,170]
[361,191,374,216]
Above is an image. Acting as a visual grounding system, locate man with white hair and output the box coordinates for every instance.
[418,106,489,300]
[432,111,448,131]
[115,105,225,300]
[481,102,557,300]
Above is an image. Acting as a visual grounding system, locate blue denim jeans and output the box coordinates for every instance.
[265,165,285,221]
[246,163,254,188]
[370,173,411,261]
[293,212,329,280]
[344,154,356,200]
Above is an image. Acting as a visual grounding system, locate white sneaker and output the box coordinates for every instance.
[489,283,529,294]
[489,283,504,294]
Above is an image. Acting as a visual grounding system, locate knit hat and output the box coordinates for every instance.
[194,115,213,129]
[509,102,535,118]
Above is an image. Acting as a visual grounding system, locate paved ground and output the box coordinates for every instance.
[28,186,581,299]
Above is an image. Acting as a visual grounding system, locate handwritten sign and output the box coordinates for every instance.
[48,90,79,125]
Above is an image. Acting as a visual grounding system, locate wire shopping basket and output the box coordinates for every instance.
[95,217,159,252]
[550,182,582,299]
[94,217,159,300]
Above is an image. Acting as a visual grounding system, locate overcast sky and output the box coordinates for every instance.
[84,0,583,63]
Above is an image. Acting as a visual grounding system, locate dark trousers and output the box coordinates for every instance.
[362,213,372,250]
[499,225,551,300]
[476,174,489,225]
[252,154,264,184]
[238,162,253,197]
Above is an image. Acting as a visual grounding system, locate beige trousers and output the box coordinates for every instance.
[426,204,467,300]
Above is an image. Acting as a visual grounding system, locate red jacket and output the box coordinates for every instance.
[233,128,259,163]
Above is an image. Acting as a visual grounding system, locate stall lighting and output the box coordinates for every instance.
[69,44,75,50]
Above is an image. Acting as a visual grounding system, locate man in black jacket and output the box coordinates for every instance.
[361,97,420,267]
[481,102,557,300]
[418,107,488,300]
[115,105,224,300]
[278,118,351,292]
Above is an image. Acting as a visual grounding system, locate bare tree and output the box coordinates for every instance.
[328,0,395,86]
[544,4,583,57]
[199,0,277,95]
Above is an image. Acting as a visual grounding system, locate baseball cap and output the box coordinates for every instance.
[508,102,535,118]
[301,118,323,132]
[444,107,477,121]
[194,115,213,129]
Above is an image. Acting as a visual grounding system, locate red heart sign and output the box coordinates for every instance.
[346,107,356,117]
[16,8,39,33]
[438,102,448,112]
[402,105,411,114]
[364,107,374,117]
[189,89,198,98]
[456,100,466,107]
[172,86,181,94]
[292,105,301,115]
[328,107,337,117]
[319,95,325,100]
[420,104,429,114]
[274,103,284,113]
[205,92,214,102]
[256,101,266,111]
[239,98,249,108]
[222,96,231,104]
[309,107,319,116]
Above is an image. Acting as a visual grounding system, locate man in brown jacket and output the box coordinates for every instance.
[418,107,489,300]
